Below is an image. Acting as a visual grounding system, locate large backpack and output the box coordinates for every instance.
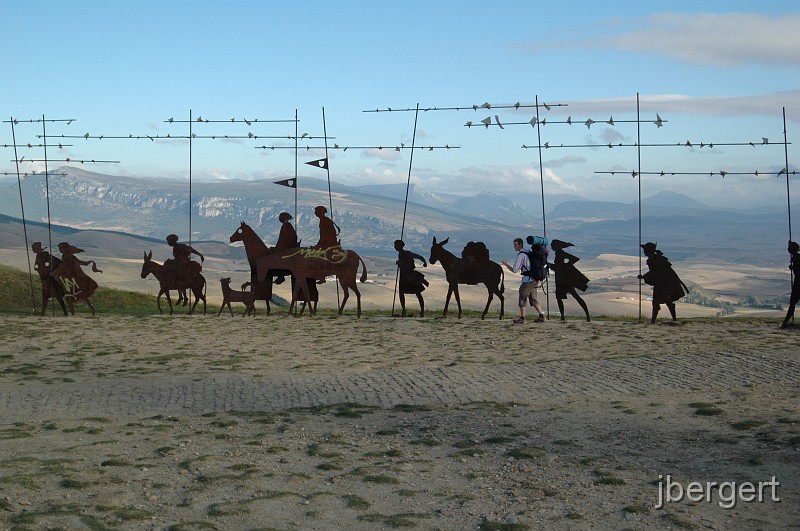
[523,244,548,281]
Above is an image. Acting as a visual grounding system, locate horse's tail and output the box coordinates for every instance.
[500,266,505,294]
[358,254,368,283]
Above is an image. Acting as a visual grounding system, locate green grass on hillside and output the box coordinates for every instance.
[0,263,167,315]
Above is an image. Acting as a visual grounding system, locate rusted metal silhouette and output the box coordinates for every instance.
[31,241,67,316]
[781,240,799,329]
[140,251,207,315]
[314,205,340,249]
[394,239,428,317]
[229,220,318,315]
[256,246,367,318]
[49,242,102,315]
[217,277,256,317]
[637,242,688,324]
[429,236,505,320]
[550,239,591,322]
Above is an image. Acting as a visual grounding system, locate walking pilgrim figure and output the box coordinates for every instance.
[550,239,591,322]
[780,240,800,329]
[32,241,68,316]
[50,242,102,315]
[637,242,688,324]
[394,239,429,317]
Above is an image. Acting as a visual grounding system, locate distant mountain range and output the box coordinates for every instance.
[0,167,795,265]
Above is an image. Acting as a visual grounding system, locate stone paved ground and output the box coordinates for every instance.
[3,342,798,422]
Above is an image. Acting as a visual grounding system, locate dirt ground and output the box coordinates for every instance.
[0,314,798,530]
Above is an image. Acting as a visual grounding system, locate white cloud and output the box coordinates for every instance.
[608,13,800,68]
[519,12,800,68]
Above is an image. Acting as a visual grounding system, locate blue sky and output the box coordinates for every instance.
[2,0,799,209]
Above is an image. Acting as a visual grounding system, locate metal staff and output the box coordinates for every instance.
[8,117,36,313]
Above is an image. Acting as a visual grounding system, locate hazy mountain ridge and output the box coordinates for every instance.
[0,167,794,265]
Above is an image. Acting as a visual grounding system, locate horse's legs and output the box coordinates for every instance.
[443,285,454,317]
[163,289,175,315]
[354,283,362,318]
[416,293,425,318]
[481,290,494,320]
[338,285,350,317]
[57,296,68,316]
[497,288,504,320]
[453,286,463,318]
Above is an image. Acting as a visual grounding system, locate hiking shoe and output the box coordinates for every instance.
[533,316,546,322]
[512,317,526,324]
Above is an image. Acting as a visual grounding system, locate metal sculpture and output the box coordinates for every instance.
[31,241,67,316]
[255,246,367,318]
[229,220,318,315]
[394,239,428,317]
[217,277,256,317]
[637,242,688,324]
[781,240,800,329]
[428,236,505,320]
[140,251,207,315]
[50,242,102,315]
[550,239,591,322]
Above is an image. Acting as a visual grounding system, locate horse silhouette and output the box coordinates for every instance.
[229,221,318,315]
[256,246,367,318]
[140,251,207,315]
[429,236,504,320]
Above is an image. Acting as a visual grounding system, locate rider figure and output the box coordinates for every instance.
[165,234,204,279]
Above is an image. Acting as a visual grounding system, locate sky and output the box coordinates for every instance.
[2,0,799,210]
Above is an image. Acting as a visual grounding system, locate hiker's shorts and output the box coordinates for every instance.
[518,281,541,308]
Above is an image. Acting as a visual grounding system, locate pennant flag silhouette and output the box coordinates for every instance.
[274,178,296,188]
[305,158,328,169]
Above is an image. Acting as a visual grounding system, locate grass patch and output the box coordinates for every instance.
[392,404,434,413]
[342,494,370,510]
[363,474,400,485]
[731,419,767,430]
[505,447,541,459]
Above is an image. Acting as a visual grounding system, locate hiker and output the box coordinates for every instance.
[394,239,429,317]
[780,240,800,329]
[637,242,688,324]
[502,237,545,324]
[550,239,591,322]
[32,241,68,315]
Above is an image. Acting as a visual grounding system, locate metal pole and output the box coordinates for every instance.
[783,107,792,243]
[321,107,340,307]
[783,107,794,322]
[42,115,55,316]
[10,118,37,314]
[392,103,420,317]
[535,95,550,317]
[637,93,643,322]
[188,109,194,308]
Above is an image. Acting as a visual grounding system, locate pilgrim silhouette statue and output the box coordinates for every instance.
[550,239,591,322]
[50,242,102,315]
[637,242,688,324]
[32,241,68,316]
[272,212,300,284]
[394,239,429,317]
[780,240,800,329]
[314,205,340,249]
[165,234,204,277]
